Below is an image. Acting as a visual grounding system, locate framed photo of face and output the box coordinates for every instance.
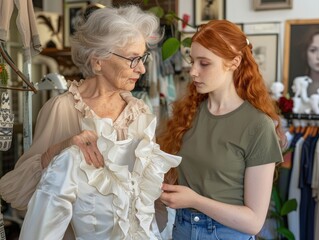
[283,19,319,97]
[247,34,279,91]
[253,0,293,11]
[193,0,225,26]
[63,1,88,48]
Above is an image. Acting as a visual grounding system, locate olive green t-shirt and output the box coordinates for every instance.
[177,100,283,205]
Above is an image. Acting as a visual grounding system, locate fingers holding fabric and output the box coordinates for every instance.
[71,130,104,168]
[84,140,104,168]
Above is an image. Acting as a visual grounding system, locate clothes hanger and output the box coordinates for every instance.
[289,125,294,134]
[0,41,37,93]
[303,125,312,139]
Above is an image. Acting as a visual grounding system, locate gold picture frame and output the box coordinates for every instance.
[253,0,293,11]
[283,19,319,96]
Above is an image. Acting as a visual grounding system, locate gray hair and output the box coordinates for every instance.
[71,5,161,78]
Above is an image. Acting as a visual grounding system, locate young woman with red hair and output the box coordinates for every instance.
[158,20,286,239]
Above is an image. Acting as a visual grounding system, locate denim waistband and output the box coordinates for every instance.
[176,208,222,227]
[175,208,255,239]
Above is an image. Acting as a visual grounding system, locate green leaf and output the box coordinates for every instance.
[148,6,164,19]
[181,37,192,48]
[143,0,150,5]
[271,185,282,212]
[280,198,297,216]
[161,37,180,61]
[269,210,282,220]
[0,63,9,86]
[277,227,295,240]
[164,12,176,24]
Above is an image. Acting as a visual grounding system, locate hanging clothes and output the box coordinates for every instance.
[313,140,319,240]
[284,121,319,240]
[287,135,303,240]
[0,0,42,60]
[298,131,318,240]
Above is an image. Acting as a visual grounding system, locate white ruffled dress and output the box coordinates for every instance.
[19,113,181,240]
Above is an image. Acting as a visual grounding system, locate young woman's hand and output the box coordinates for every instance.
[160,183,200,209]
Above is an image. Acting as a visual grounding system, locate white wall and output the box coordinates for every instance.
[178,0,319,86]
[226,0,319,23]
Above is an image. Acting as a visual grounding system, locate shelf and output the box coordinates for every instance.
[40,48,82,81]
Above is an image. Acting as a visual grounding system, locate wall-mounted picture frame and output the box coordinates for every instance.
[243,22,281,34]
[247,34,279,91]
[194,0,225,26]
[36,12,63,49]
[63,1,88,48]
[235,23,244,31]
[283,19,319,97]
[253,0,293,11]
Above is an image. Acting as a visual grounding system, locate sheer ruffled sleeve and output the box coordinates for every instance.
[0,92,82,210]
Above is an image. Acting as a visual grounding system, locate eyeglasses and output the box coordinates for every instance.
[110,52,150,69]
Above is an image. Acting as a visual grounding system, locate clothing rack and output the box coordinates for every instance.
[0,40,37,152]
[283,113,319,121]
[282,112,319,240]
[0,41,37,93]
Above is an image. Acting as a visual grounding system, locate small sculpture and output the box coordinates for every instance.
[270,82,284,101]
[291,76,312,113]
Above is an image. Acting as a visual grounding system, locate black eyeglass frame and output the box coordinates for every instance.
[110,52,150,69]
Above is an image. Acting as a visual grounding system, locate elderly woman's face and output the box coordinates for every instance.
[307,33,319,73]
[100,35,147,91]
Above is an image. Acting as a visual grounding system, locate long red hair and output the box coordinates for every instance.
[157,20,286,184]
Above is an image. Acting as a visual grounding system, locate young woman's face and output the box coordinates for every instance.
[189,42,232,94]
[100,35,147,92]
[307,33,319,73]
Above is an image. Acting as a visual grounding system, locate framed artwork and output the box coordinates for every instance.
[180,32,195,68]
[194,0,225,26]
[253,0,293,11]
[35,12,63,49]
[235,23,243,31]
[283,19,319,97]
[243,22,281,34]
[63,1,88,48]
[247,34,279,91]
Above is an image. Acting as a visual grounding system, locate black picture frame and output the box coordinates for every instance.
[63,1,88,48]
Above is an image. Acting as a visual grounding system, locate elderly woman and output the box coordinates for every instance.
[0,5,180,239]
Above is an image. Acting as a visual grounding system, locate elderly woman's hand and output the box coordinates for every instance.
[70,130,104,168]
[41,130,104,169]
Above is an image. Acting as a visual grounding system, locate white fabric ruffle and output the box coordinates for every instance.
[80,113,181,239]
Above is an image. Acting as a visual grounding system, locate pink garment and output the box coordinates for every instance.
[0,0,42,60]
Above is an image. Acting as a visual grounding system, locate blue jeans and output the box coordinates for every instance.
[172,208,255,240]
